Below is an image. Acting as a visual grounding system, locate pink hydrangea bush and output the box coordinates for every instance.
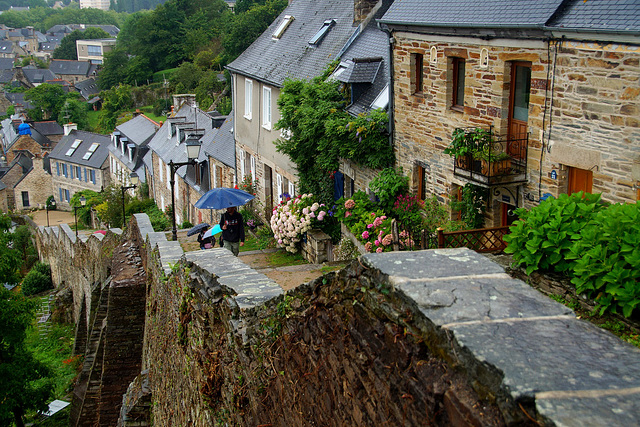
[270,194,327,253]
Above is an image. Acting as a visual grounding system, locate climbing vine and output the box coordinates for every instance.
[275,67,394,205]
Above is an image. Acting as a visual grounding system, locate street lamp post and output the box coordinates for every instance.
[169,138,201,241]
[46,198,56,227]
[121,172,139,228]
[74,195,86,238]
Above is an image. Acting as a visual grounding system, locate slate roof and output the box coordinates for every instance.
[226,0,358,87]
[4,92,34,110]
[39,41,59,51]
[22,68,56,85]
[337,2,392,116]
[548,0,640,33]
[202,112,235,168]
[116,114,161,146]
[0,58,14,70]
[146,104,216,182]
[48,130,110,169]
[49,60,91,76]
[32,121,63,137]
[380,0,640,34]
[74,78,99,100]
[111,114,160,182]
[0,70,12,84]
[0,40,14,53]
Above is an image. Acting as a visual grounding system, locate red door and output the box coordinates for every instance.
[568,167,593,195]
[507,62,531,160]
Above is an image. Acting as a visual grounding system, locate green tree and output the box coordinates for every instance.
[25,83,66,121]
[52,27,111,60]
[97,47,129,90]
[170,61,203,92]
[58,95,89,129]
[222,0,287,63]
[0,214,22,285]
[97,84,133,132]
[0,287,54,427]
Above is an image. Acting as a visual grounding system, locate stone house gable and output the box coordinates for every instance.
[380,0,640,227]
[14,155,52,210]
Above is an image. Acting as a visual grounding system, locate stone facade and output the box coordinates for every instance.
[4,133,52,163]
[14,156,52,210]
[30,213,640,426]
[391,34,640,226]
[50,157,108,210]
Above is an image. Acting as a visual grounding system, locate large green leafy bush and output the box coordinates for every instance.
[504,192,604,275]
[567,202,640,317]
[21,262,53,296]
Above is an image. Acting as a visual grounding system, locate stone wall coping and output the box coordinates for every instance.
[362,247,640,425]
[185,250,281,310]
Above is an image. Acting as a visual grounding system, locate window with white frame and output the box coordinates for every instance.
[158,157,163,183]
[166,164,171,189]
[262,87,271,130]
[276,173,282,200]
[239,150,246,179]
[244,79,253,120]
[288,181,295,198]
[250,156,256,184]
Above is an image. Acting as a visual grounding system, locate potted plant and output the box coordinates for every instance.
[444,128,491,170]
[473,145,512,175]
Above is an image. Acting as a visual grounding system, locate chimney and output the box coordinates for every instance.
[354,0,378,25]
[64,123,77,135]
[133,109,141,117]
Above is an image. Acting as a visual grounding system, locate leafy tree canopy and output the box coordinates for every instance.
[52,27,111,60]
[275,72,394,204]
[0,287,53,427]
[0,6,124,32]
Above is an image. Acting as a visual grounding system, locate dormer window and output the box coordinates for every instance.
[309,20,335,46]
[272,15,294,40]
[120,137,128,155]
[128,143,135,163]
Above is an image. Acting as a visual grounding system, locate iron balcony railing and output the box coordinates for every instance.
[451,127,528,186]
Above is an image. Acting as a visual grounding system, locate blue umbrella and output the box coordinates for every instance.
[202,224,222,239]
[187,222,210,236]
[195,188,255,210]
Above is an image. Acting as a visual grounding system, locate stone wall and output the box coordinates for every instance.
[31,214,640,426]
[391,34,640,225]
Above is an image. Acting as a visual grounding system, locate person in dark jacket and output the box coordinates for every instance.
[197,230,214,250]
[219,206,244,256]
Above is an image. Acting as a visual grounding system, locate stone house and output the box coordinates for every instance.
[227,0,384,218]
[379,0,640,227]
[48,125,110,209]
[49,59,97,85]
[1,120,54,163]
[0,181,7,213]
[109,112,161,193]
[146,95,235,227]
[13,154,52,211]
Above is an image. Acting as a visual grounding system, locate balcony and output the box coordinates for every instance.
[448,127,528,186]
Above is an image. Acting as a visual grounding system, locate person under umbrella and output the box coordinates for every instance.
[219,206,244,256]
[197,229,215,250]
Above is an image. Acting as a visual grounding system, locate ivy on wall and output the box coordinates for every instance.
[275,69,394,204]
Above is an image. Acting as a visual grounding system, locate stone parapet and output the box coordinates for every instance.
[30,214,640,426]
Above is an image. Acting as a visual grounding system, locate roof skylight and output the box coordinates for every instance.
[309,20,335,46]
[65,139,82,156]
[273,15,294,40]
[82,143,99,160]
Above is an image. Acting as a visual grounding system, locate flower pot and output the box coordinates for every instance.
[480,158,511,175]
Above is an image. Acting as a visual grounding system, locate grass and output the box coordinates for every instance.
[266,249,306,267]
[86,109,101,132]
[22,297,78,425]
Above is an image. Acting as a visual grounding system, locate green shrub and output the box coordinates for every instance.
[22,263,53,296]
[567,202,640,317]
[504,192,604,275]
[368,167,409,213]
